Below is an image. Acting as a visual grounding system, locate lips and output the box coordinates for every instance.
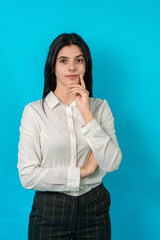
[66,75,78,78]
[66,75,78,77]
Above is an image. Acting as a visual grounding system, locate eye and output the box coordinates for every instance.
[60,59,67,64]
[76,58,84,63]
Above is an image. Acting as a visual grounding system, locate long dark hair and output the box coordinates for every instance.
[42,33,93,113]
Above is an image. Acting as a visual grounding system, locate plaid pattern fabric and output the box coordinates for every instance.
[28,183,111,240]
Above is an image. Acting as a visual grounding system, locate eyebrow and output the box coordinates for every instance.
[57,54,84,60]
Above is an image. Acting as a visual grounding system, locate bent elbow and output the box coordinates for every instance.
[107,147,122,172]
[18,172,35,190]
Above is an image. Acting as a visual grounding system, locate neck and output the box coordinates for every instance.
[53,83,75,105]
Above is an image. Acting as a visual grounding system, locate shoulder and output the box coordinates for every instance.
[89,97,113,119]
[23,98,43,113]
[89,97,110,110]
[20,98,44,128]
[21,98,44,122]
[19,99,43,131]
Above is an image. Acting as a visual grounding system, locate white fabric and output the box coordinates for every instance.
[17,91,122,196]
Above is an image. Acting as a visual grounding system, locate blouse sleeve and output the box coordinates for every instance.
[17,105,80,191]
[81,100,122,172]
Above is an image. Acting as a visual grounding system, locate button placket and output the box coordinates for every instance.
[66,106,77,167]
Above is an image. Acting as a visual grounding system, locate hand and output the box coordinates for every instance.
[80,151,98,178]
[67,74,93,124]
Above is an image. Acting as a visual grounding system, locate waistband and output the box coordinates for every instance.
[35,183,109,206]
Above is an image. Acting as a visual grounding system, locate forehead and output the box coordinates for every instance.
[57,45,83,58]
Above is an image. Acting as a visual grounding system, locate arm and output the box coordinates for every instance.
[81,102,122,172]
[80,151,98,178]
[68,74,122,174]
[17,105,80,191]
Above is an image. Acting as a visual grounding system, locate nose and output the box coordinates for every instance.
[68,60,76,72]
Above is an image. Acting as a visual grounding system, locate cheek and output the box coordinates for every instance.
[54,64,58,76]
[80,65,86,76]
[55,65,62,77]
[83,69,86,77]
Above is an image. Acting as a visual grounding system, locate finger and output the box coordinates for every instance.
[68,86,88,93]
[79,74,86,89]
[67,84,84,89]
[68,88,88,96]
[68,88,86,94]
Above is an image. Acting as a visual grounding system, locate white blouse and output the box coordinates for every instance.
[17,91,122,196]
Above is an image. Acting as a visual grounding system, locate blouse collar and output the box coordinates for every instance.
[45,91,76,109]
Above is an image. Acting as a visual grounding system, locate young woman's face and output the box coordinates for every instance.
[55,44,86,87]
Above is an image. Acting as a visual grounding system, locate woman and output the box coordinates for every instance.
[18,33,122,240]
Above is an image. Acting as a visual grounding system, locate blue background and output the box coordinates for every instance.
[0,0,160,239]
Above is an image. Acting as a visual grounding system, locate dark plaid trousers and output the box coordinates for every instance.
[28,183,111,240]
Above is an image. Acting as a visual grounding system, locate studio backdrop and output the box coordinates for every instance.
[0,0,160,239]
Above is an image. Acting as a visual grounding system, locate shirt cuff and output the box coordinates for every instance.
[81,118,102,137]
[67,167,80,190]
